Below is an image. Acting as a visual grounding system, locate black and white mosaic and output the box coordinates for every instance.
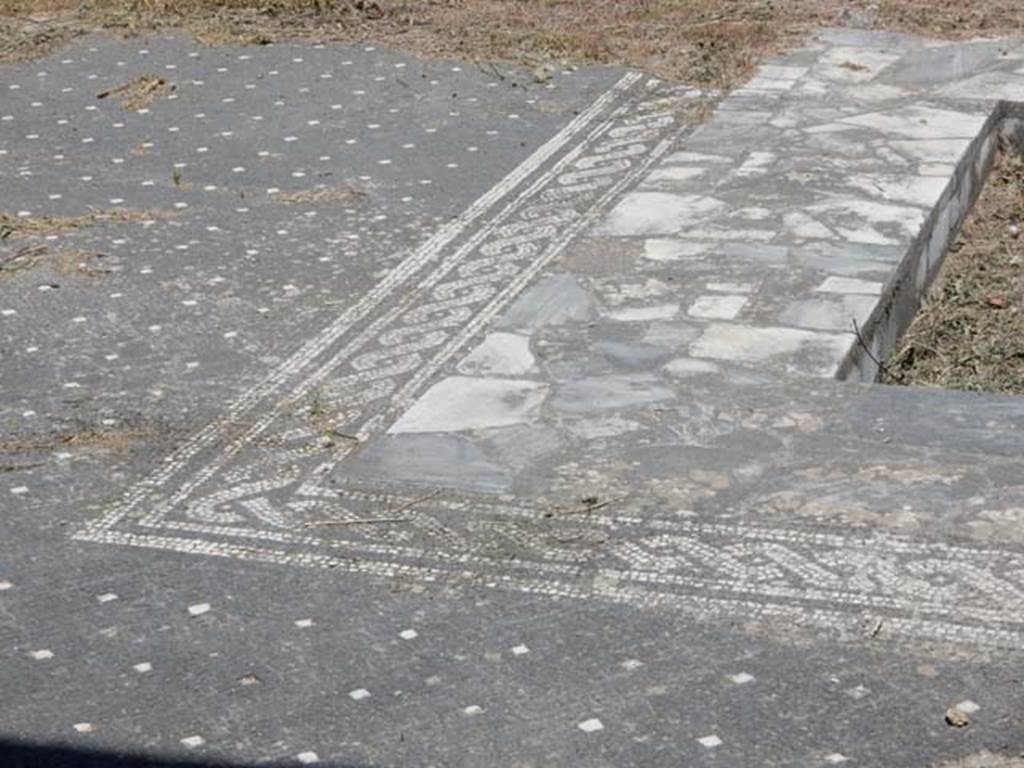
[4,28,1024,767]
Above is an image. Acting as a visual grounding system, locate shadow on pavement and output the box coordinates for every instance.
[0,738,368,768]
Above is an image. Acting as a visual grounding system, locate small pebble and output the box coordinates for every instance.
[945,707,970,727]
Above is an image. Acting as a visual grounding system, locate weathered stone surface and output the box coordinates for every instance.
[389,377,548,433]
[456,332,537,377]
[3,26,1024,768]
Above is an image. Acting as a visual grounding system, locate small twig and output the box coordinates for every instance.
[852,318,889,377]
[305,489,440,528]
[549,532,609,545]
[867,618,884,639]
[389,488,441,516]
[475,59,505,81]
[544,497,619,518]
[328,430,360,442]
[307,516,411,527]
[551,533,584,543]
[0,462,45,473]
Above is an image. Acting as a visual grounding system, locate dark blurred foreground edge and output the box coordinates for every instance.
[0,738,370,768]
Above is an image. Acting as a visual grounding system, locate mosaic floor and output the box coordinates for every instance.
[2,27,1023,768]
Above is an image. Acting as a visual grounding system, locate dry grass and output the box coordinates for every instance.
[0,423,155,455]
[884,147,1024,394]
[53,248,121,277]
[0,208,174,238]
[1,1,1022,86]
[277,185,367,204]
[0,244,123,279]
[0,208,166,280]
[97,73,174,109]
[0,243,47,275]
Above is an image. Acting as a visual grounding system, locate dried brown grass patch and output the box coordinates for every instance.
[884,147,1024,394]
[2,2,1023,86]
[0,208,174,238]
[0,243,123,278]
[97,73,174,109]
[0,243,47,275]
[0,14,83,63]
[277,185,367,204]
[53,248,121,277]
[0,423,154,455]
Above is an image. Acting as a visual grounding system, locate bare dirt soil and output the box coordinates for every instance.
[1,1,1022,87]
[884,147,1024,394]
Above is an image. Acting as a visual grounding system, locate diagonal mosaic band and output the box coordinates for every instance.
[77,72,695,531]
[77,75,705,530]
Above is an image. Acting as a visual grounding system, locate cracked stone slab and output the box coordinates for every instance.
[455,332,537,377]
[388,376,548,434]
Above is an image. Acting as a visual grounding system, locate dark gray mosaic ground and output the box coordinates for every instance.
[1,30,1023,768]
